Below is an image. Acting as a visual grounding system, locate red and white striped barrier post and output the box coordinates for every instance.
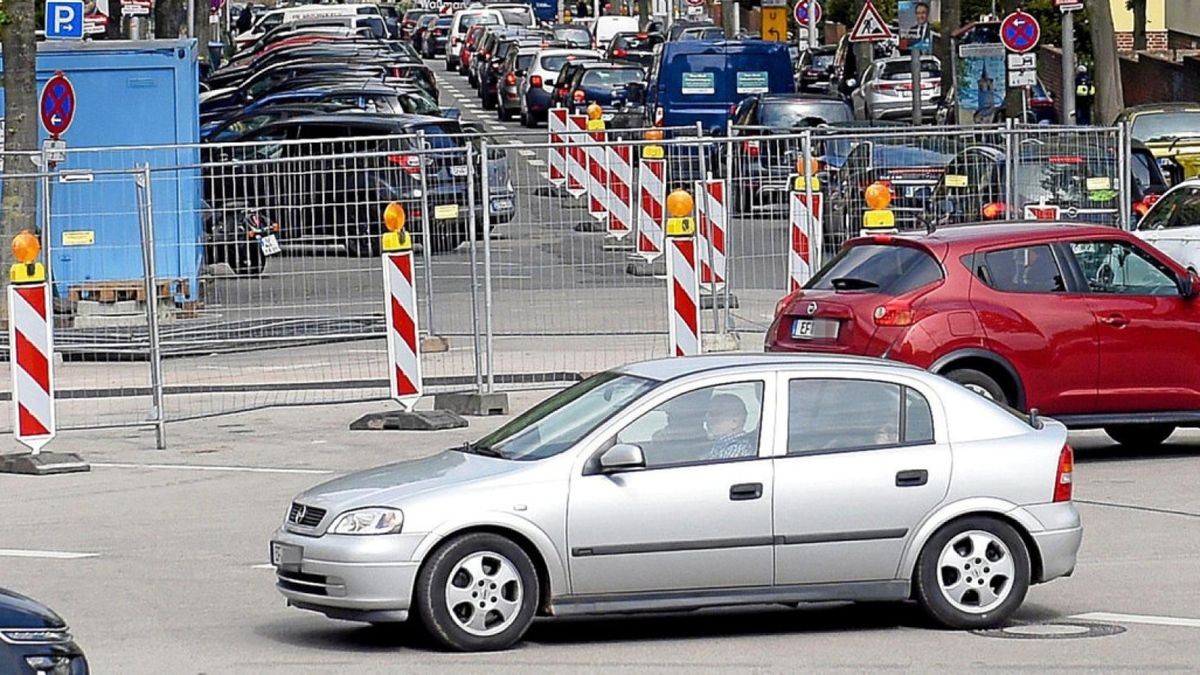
[547,107,567,188]
[565,113,588,199]
[664,189,701,357]
[635,136,666,262]
[788,168,823,292]
[606,139,634,240]
[585,105,609,223]
[695,178,728,295]
[381,203,422,411]
[2,231,86,475]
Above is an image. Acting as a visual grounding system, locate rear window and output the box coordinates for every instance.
[542,53,594,72]
[1130,111,1200,143]
[581,68,643,87]
[879,60,941,80]
[761,101,852,127]
[461,13,498,29]
[811,53,834,69]
[613,33,663,50]
[499,8,533,25]
[554,27,591,46]
[436,17,451,27]
[409,122,465,151]
[808,244,943,295]
[516,54,535,70]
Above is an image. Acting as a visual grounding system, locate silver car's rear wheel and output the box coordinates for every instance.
[935,530,1016,614]
[444,551,524,637]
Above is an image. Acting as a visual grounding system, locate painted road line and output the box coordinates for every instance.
[0,549,98,560]
[92,462,334,475]
[1071,612,1200,629]
[519,150,536,157]
[251,563,275,570]
[528,159,546,166]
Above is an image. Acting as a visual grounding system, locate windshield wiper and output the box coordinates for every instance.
[830,277,880,291]
[456,441,505,459]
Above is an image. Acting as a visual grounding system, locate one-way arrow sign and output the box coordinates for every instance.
[849,0,893,43]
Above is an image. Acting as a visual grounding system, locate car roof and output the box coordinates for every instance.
[617,353,923,381]
[275,112,451,129]
[761,93,846,104]
[905,222,1129,249]
[1120,103,1200,116]
[578,61,642,69]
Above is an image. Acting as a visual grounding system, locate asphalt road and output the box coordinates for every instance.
[1,394,1198,673]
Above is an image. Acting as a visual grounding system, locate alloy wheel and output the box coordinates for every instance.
[936,530,1015,614]
[444,551,524,637]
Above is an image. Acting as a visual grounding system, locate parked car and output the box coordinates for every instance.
[547,54,602,112]
[1135,179,1200,271]
[605,31,664,69]
[204,114,515,256]
[1114,103,1200,180]
[768,220,1200,447]
[517,49,599,127]
[470,26,523,93]
[797,45,837,93]
[560,61,645,115]
[0,586,89,674]
[479,34,539,108]
[421,16,452,58]
[400,9,435,40]
[497,46,539,121]
[850,56,941,122]
[271,354,1081,650]
[447,8,502,72]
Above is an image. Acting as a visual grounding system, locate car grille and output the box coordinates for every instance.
[288,502,326,527]
[277,569,343,597]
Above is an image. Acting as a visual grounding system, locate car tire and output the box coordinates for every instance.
[414,533,539,652]
[498,105,512,122]
[944,369,1009,407]
[445,60,454,72]
[1104,424,1175,447]
[914,516,1031,630]
[519,108,529,127]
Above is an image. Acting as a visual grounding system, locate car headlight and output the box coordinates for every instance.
[329,508,404,535]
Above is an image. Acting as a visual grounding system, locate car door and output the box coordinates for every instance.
[773,375,950,585]
[567,377,777,595]
[1064,237,1200,412]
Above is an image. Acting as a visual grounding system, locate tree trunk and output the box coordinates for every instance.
[155,0,184,38]
[1,0,41,246]
[637,0,648,30]
[1087,0,1124,124]
[196,2,213,70]
[936,0,961,68]
[1131,0,1147,51]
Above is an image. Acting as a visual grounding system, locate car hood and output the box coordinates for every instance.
[200,86,237,103]
[0,588,66,629]
[295,449,528,511]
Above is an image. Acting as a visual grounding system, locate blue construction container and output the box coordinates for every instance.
[0,39,202,301]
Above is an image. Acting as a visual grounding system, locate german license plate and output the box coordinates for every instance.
[434,204,460,220]
[492,198,513,211]
[270,541,302,569]
[602,113,614,121]
[792,318,838,340]
[450,165,469,177]
[259,234,281,256]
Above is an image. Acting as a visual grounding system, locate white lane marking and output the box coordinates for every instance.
[252,563,275,570]
[1071,612,1200,629]
[92,463,334,475]
[527,159,546,166]
[518,150,536,157]
[197,362,332,372]
[0,549,98,560]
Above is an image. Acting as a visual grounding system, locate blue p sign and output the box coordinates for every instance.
[45,0,85,39]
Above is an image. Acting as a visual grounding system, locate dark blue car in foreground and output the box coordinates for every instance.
[0,587,88,674]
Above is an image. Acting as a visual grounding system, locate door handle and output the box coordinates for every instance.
[1100,313,1130,328]
[729,483,763,501]
[895,470,929,487]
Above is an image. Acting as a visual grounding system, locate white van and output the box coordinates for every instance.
[592,15,638,50]
[485,3,536,28]
[236,4,382,48]
[445,8,503,71]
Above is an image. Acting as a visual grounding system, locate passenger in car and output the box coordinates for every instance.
[705,395,755,460]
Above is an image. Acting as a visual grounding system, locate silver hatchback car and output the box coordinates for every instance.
[271,354,1082,651]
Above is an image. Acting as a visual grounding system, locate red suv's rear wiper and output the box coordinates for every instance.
[830,277,880,291]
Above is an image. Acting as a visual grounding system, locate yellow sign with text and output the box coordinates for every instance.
[761,7,788,42]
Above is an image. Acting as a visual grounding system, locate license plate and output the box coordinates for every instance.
[434,204,460,220]
[791,318,838,340]
[492,198,513,211]
[259,234,281,256]
[602,113,614,121]
[450,165,469,177]
[270,541,302,569]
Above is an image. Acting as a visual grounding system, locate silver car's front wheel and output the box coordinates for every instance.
[935,530,1016,613]
[444,551,524,637]
[915,516,1031,629]
[415,532,539,651]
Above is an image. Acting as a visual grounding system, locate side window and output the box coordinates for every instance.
[977,244,1066,293]
[615,382,765,469]
[1173,187,1200,228]
[1138,193,1181,231]
[787,379,933,455]
[1069,240,1179,296]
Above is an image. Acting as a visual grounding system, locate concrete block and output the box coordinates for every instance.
[350,409,468,431]
[625,258,666,277]
[703,332,741,353]
[76,299,140,316]
[435,391,510,416]
[0,451,90,475]
[421,335,450,353]
[573,219,607,233]
[700,293,740,310]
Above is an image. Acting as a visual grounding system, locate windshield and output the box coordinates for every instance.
[762,101,853,127]
[613,33,663,50]
[1016,152,1118,207]
[809,244,944,295]
[542,53,594,72]
[581,68,643,87]
[554,27,591,46]
[811,53,834,69]
[1131,111,1200,143]
[461,13,499,29]
[396,91,439,114]
[472,372,656,460]
[499,8,533,25]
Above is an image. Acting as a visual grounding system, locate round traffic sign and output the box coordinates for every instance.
[794,0,822,25]
[685,0,704,7]
[1000,10,1040,53]
[39,71,76,138]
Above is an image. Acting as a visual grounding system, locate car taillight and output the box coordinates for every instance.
[613,47,627,58]
[388,154,422,175]
[774,289,799,317]
[872,82,897,93]
[1030,97,1054,109]
[742,139,760,157]
[433,29,443,35]
[654,105,664,126]
[872,285,937,327]
[982,201,1006,220]
[1054,444,1074,502]
[530,75,543,88]
[573,89,585,102]
[557,86,568,98]
[505,72,517,85]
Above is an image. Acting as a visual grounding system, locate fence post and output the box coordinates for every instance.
[802,130,818,268]
[465,143,484,393]
[480,139,495,394]
[416,130,437,334]
[1118,122,1131,231]
[135,165,167,450]
[1004,118,1016,221]
[722,120,733,333]
[694,121,719,339]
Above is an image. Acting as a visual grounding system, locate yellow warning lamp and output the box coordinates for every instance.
[793,157,822,192]
[9,230,46,284]
[643,128,665,159]
[665,189,696,237]
[381,202,412,252]
[563,9,572,22]
[862,182,896,232]
[586,103,605,131]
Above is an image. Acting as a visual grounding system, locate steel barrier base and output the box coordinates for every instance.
[703,333,741,353]
[0,452,90,476]
[349,410,468,432]
[434,392,510,417]
[421,335,451,354]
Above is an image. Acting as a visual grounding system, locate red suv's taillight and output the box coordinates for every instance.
[872,283,939,327]
[774,289,800,317]
[1054,444,1074,502]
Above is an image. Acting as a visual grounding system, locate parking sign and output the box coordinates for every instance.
[45,0,85,39]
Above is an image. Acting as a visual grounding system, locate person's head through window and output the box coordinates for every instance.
[705,394,747,441]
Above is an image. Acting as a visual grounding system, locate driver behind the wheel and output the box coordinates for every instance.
[705,395,755,461]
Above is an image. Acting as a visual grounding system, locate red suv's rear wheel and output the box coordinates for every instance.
[945,369,1009,407]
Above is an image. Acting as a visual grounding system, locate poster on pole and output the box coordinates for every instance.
[897,0,932,53]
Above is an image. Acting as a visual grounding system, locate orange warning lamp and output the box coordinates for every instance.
[563,9,572,22]
[644,128,664,141]
[864,182,892,210]
[383,202,406,232]
[667,189,694,218]
[11,230,40,264]
[587,103,603,121]
[796,157,820,176]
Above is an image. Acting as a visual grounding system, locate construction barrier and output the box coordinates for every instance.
[380,216,422,411]
[605,141,634,239]
[586,119,608,222]
[665,195,701,357]
[636,147,666,262]
[695,178,728,294]
[788,173,823,292]
[566,113,588,198]
[7,239,56,453]
[547,107,567,188]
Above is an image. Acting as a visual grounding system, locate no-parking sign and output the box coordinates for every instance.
[1000,10,1040,53]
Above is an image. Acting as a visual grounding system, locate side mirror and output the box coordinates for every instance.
[599,443,645,472]
[845,78,858,90]
[1180,270,1200,299]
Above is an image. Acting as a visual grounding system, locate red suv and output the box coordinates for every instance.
[766,222,1200,447]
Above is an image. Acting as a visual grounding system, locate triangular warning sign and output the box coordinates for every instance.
[849,0,893,42]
